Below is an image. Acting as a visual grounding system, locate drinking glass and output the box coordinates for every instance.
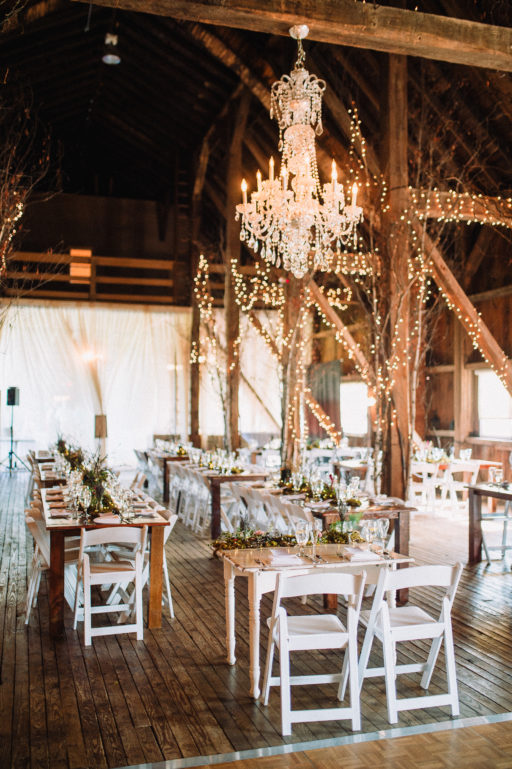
[361,520,379,545]
[311,477,323,502]
[291,472,302,491]
[376,518,390,548]
[347,477,360,499]
[310,519,322,558]
[295,522,309,556]
[494,467,504,484]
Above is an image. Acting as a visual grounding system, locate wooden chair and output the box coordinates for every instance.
[73,526,147,645]
[358,562,463,724]
[261,569,366,735]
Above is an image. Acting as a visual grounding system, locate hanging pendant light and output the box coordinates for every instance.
[102,32,121,65]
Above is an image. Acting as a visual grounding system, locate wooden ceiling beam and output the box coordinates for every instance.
[308,278,375,387]
[415,224,512,395]
[79,0,512,72]
[412,189,512,228]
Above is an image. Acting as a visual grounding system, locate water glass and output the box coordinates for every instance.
[494,467,504,484]
[376,518,390,548]
[295,522,309,556]
[310,519,322,557]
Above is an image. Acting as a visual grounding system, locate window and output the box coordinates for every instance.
[340,381,368,436]
[476,370,512,438]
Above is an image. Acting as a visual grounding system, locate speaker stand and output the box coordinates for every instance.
[0,406,29,473]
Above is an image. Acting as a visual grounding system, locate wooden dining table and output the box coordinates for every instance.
[147,449,189,502]
[218,544,413,699]
[41,489,169,637]
[205,468,269,538]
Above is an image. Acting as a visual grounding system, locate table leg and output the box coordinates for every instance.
[224,560,236,665]
[395,509,410,605]
[49,531,66,637]
[469,489,482,564]
[322,511,339,610]
[163,460,170,504]
[248,572,261,700]
[211,480,221,539]
[148,526,164,628]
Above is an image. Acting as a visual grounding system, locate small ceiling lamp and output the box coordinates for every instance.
[102,32,121,65]
[236,25,363,279]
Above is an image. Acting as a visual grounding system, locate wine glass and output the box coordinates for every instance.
[311,477,323,502]
[310,519,322,558]
[376,518,390,549]
[347,476,360,497]
[295,522,309,556]
[361,520,379,546]
[494,467,504,485]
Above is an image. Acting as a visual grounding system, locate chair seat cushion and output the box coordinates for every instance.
[361,605,436,633]
[89,560,135,574]
[287,614,346,636]
[268,613,348,650]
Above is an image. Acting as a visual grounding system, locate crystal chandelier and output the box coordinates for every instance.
[236,25,363,279]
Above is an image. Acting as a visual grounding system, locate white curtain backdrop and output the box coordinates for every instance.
[0,301,191,464]
[199,309,281,440]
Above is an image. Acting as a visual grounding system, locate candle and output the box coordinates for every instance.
[256,170,262,191]
[241,178,247,206]
[269,156,274,181]
[352,182,358,207]
[331,159,337,182]
[281,165,288,190]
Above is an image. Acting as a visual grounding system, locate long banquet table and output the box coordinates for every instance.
[147,449,189,502]
[219,544,413,699]
[41,489,169,637]
[205,468,269,538]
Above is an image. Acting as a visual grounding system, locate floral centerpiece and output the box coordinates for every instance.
[80,452,117,514]
[211,523,364,555]
[56,437,85,471]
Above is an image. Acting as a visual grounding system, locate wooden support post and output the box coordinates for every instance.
[189,138,210,447]
[453,318,473,452]
[308,278,375,386]
[224,90,251,451]
[384,53,410,500]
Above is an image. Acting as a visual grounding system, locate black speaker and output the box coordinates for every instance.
[6,387,19,406]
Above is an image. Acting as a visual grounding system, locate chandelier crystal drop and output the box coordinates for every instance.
[236,25,363,279]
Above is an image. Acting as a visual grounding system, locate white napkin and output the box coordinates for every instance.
[306,501,331,510]
[268,550,304,566]
[342,547,381,562]
[93,514,121,525]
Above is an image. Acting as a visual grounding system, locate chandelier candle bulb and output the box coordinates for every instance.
[257,170,262,191]
[241,178,248,206]
[269,156,274,181]
[352,183,358,207]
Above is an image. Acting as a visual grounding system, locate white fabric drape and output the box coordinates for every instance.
[0,301,191,464]
[199,309,281,439]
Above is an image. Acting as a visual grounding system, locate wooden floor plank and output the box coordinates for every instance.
[1,471,512,769]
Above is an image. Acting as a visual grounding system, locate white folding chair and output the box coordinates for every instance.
[481,501,512,564]
[24,512,79,624]
[408,460,440,513]
[73,526,147,645]
[261,569,366,735]
[358,562,463,724]
[439,461,479,512]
